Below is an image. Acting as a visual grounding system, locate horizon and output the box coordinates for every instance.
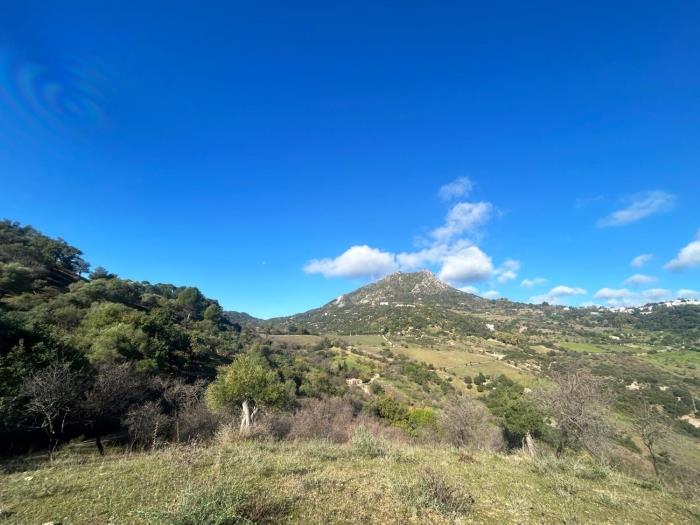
[2,2,699,318]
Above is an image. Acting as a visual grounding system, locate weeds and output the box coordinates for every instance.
[396,467,474,518]
[351,425,387,458]
[140,481,289,525]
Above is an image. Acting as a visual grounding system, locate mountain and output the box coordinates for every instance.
[265,270,507,338]
[330,269,485,308]
[262,270,700,349]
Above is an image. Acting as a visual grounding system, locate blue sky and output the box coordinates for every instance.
[1,1,699,318]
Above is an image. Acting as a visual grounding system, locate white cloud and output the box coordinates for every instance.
[495,259,520,284]
[438,177,473,201]
[597,191,676,227]
[438,246,494,284]
[623,274,657,286]
[678,289,700,299]
[592,287,676,306]
[431,201,493,242]
[395,240,468,270]
[665,230,700,271]
[303,245,397,279]
[642,288,672,302]
[594,288,634,300]
[530,285,587,305]
[482,290,500,299]
[521,277,547,288]
[630,253,653,268]
[304,180,518,285]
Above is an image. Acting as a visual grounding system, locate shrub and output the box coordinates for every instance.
[140,482,287,525]
[177,402,221,442]
[439,396,505,451]
[351,425,388,458]
[398,468,474,517]
[123,402,173,449]
[288,397,355,442]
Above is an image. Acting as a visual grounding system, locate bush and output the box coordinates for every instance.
[123,402,173,448]
[141,482,287,524]
[439,396,505,451]
[288,398,355,442]
[398,468,474,517]
[351,425,388,458]
[177,402,221,442]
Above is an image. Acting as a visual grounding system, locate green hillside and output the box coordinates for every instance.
[1,220,699,524]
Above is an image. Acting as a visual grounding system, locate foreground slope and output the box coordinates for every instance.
[2,440,698,524]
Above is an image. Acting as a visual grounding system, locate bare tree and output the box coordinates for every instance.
[123,401,172,449]
[537,369,609,457]
[154,377,203,442]
[633,399,669,478]
[439,395,505,451]
[82,364,148,454]
[21,363,83,457]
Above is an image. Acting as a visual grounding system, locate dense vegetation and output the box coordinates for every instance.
[1,220,698,523]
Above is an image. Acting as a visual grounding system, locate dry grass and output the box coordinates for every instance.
[1,439,698,524]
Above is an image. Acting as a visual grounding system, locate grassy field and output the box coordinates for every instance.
[369,342,535,386]
[558,342,609,354]
[2,439,698,525]
[640,351,700,378]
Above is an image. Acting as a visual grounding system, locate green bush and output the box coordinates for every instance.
[141,483,257,525]
[397,468,474,517]
[351,425,388,458]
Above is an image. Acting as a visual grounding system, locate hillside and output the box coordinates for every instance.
[2,439,698,525]
[1,221,699,524]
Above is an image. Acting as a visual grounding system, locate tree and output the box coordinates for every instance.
[203,303,223,322]
[633,400,669,478]
[176,287,206,321]
[82,364,148,454]
[484,377,548,449]
[21,363,83,456]
[155,376,203,442]
[537,369,609,457]
[206,353,293,433]
[439,396,504,451]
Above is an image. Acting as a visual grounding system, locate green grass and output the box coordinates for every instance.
[640,351,700,378]
[2,440,698,524]
[558,341,608,353]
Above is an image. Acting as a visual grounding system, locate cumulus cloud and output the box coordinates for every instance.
[592,287,675,307]
[530,285,587,305]
[630,253,653,268]
[303,245,397,279]
[642,288,672,301]
[438,246,494,284]
[495,259,520,284]
[438,177,473,201]
[594,288,634,300]
[431,201,493,242]
[597,191,676,227]
[623,274,657,286]
[665,230,700,271]
[482,290,500,299]
[304,179,516,285]
[521,277,547,288]
[678,289,700,299]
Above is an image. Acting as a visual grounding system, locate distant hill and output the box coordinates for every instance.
[261,270,700,348]
[265,270,512,338]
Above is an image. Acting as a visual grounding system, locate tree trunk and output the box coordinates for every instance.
[239,400,259,434]
[95,435,105,456]
[240,399,252,433]
[646,443,660,478]
[522,431,536,457]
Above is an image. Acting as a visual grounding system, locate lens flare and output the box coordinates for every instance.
[0,47,108,134]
